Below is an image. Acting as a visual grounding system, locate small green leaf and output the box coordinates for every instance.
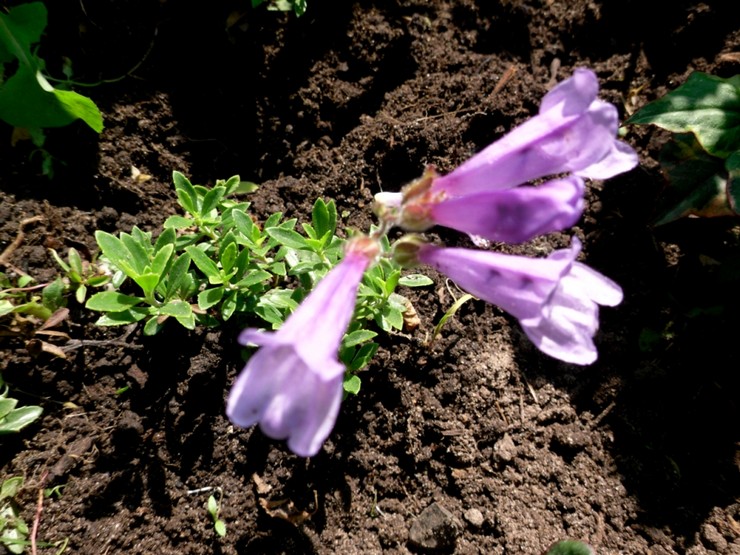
[207,495,218,516]
[399,274,434,287]
[214,519,226,537]
[159,300,192,318]
[266,227,309,250]
[0,405,43,434]
[220,242,238,275]
[172,171,198,216]
[185,246,223,284]
[95,307,150,326]
[198,287,225,310]
[149,243,174,281]
[343,329,378,348]
[545,540,594,555]
[143,316,163,336]
[164,253,192,299]
[349,342,379,372]
[343,375,361,396]
[86,291,143,312]
[235,270,272,288]
[163,215,193,229]
[95,230,136,277]
[67,248,83,276]
[200,186,227,216]
[0,477,24,500]
[222,290,238,321]
[311,198,331,238]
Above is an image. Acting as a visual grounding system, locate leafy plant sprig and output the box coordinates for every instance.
[81,172,429,391]
[252,0,307,17]
[627,72,740,224]
[0,477,29,554]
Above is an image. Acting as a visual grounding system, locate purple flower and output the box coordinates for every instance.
[382,68,637,243]
[431,68,637,196]
[226,239,376,457]
[412,237,622,365]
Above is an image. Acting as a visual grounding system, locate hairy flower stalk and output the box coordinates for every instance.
[378,68,637,243]
[395,236,623,365]
[227,236,378,457]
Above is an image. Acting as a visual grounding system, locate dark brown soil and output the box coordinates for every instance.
[1,1,739,554]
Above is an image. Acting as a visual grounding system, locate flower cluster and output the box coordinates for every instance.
[384,68,637,364]
[227,68,637,456]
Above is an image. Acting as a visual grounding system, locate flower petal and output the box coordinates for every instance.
[428,176,585,243]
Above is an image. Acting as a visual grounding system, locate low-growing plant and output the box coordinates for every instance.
[0,375,42,435]
[627,72,740,224]
[206,490,226,538]
[80,171,428,394]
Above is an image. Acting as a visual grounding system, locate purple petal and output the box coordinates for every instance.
[428,176,584,243]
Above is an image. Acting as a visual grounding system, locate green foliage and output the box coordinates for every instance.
[206,490,226,537]
[627,72,740,224]
[82,172,429,392]
[252,0,307,17]
[0,3,103,135]
[49,247,110,304]
[0,376,43,435]
[0,477,29,554]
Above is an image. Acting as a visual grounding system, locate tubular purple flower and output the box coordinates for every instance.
[415,237,622,365]
[226,238,377,457]
[380,69,637,243]
[430,68,638,197]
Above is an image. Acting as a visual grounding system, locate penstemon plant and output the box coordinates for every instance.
[70,171,429,401]
[225,68,638,456]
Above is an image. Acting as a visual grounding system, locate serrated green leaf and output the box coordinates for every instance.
[86,291,143,312]
[628,72,740,158]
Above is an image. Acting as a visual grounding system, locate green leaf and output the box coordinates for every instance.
[266,227,309,250]
[207,495,218,515]
[163,215,193,229]
[143,316,163,336]
[154,228,177,253]
[185,246,223,284]
[41,278,66,311]
[164,253,191,299]
[67,248,83,276]
[95,231,136,277]
[0,405,43,434]
[86,291,143,312]
[198,287,225,310]
[235,269,272,288]
[200,186,226,216]
[220,242,238,275]
[120,231,150,274]
[0,477,24,500]
[95,307,150,326]
[232,209,257,240]
[343,375,361,396]
[158,300,192,318]
[221,290,238,321]
[349,342,379,372]
[343,329,378,348]
[628,72,740,158]
[172,171,198,216]
[377,304,404,331]
[149,243,174,282]
[214,519,226,537]
[0,3,47,64]
[0,398,18,419]
[399,274,434,287]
